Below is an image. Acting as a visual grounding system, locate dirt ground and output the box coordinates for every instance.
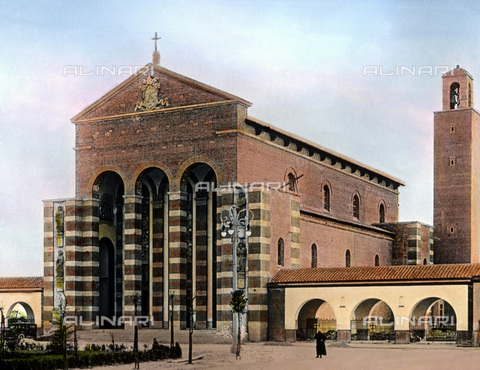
[89,341,480,370]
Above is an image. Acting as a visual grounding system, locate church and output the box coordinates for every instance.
[42,43,480,344]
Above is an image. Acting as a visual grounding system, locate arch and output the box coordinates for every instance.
[378,200,386,223]
[134,166,170,197]
[174,156,224,190]
[131,162,174,194]
[321,181,332,212]
[87,166,127,198]
[410,297,457,341]
[352,193,360,220]
[351,298,394,341]
[345,249,351,267]
[311,243,318,268]
[450,82,460,109]
[296,299,337,340]
[278,238,285,266]
[409,297,456,322]
[6,302,35,324]
[284,167,299,193]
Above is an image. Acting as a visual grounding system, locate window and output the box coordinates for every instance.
[311,244,317,268]
[323,185,330,211]
[379,203,385,223]
[345,249,351,267]
[375,255,379,266]
[449,156,456,166]
[277,238,284,266]
[353,194,360,219]
[287,173,297,192]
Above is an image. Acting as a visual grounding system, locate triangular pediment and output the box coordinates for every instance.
[72,63,251,123]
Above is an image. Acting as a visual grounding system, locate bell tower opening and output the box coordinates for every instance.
[450,82,460,109]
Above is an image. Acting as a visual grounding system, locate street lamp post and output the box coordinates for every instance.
[220,199,252,359]
[131,294,140,369]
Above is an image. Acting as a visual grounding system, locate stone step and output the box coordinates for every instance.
[75,327,233,347]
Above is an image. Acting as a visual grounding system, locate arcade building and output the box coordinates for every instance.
[42,47,480,344]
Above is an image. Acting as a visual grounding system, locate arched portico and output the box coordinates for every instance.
[275,264,476,344]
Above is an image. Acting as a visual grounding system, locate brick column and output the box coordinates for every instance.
[336,330,351,342]
[123,195,143,317]
[168,191,188,329]
[473,278,480,346]
[65,199,99,325]
[216,190,235,333]
[268,287,286,341]
[194,191,209,328]
[151,198,165,326]
[42,201,55,332]
[395,330,410,344]
[246,190,270,341]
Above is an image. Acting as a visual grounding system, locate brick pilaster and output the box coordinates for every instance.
[123,195,143,316]
[290,197,301,268]
[246,190,270,341]
[151,199,165,326]
[215,190,235,332]
[64,199,99,324]
[42,201,55,331]
[168,191,188,328]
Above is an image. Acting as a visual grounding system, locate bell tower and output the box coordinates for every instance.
[434,66,480,263]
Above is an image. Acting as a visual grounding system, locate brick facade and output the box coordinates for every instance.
[44,61,413,341]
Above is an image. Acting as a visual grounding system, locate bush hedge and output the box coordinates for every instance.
[2,343,182,370]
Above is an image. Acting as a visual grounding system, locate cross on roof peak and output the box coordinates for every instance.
[152,32,161,51]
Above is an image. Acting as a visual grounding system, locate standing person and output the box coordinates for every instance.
[314,331,327,358]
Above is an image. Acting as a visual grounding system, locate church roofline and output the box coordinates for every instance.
[245,116,405,188]
[71,63,252,123]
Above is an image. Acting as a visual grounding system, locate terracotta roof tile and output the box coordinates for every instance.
[0,277,44,289]
[271,264,480,284]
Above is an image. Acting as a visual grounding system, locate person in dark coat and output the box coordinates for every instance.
[314,331,327,358]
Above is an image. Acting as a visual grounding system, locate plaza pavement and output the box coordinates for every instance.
[87,340,480,370]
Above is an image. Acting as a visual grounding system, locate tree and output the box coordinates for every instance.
[48,313,70,355]
[230,290,247,360]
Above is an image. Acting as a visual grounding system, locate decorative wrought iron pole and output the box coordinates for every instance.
[220,194,253,360]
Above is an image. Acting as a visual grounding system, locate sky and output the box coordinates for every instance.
[1,0,480,276]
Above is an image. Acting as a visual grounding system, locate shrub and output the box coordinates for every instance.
[2,345,182,370]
